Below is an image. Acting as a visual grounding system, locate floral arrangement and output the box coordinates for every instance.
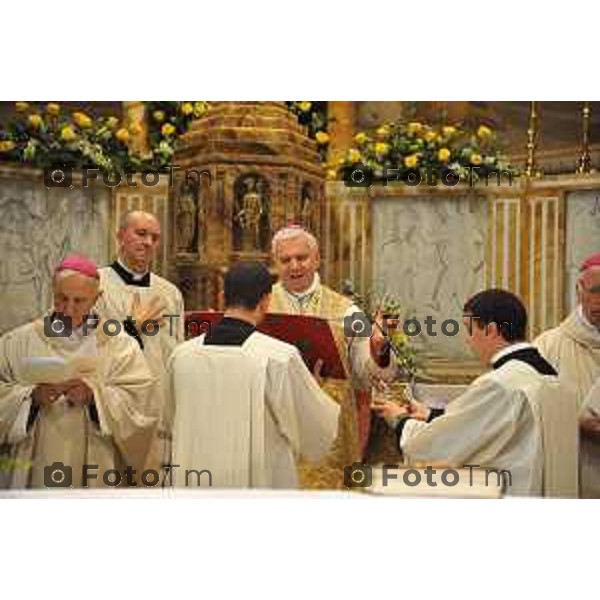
[0,101,210,173]
[0,101,142,172]
[0,101,329,172]
[352,290,419,381]
[330,119,516,183]
[285,101,330,161]
[145,101,209,164]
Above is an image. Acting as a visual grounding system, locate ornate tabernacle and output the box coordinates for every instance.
[169,101,326,309]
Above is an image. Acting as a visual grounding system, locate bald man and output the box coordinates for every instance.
[0,254,158,489]
[96,211,185,474]
[535,251,600,497]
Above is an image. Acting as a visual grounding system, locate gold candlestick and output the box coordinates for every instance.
[525,101,538,178]
[577,101,592,174]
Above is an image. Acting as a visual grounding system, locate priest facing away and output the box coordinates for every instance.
[168,261,340,489]
[373,289,578,497]
[0,255,159,489]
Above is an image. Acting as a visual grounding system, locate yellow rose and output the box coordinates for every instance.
[438,148,451,162]
[15,102,29,112]
[404,154,419,169]
[73,112,92,129]
[161,123,176,136]
[46,103,60,116]
[348,148,362,163]
[375,142,390,155]
[424,130,437,143]
[181,102,194,116]
[153,110,165,123]
[376,125,390,137]
[315,131,330,145]
[129,122,143,135]
[477,125,492,138]
[116,128,130,143]
[297,101,312,112]
[0,140,16,152]
[442,125,456,137]
[354,132,368,145]
[106,116,119,129]
[27,114,43,128]
[407,122,423,135]
[60,126,77,142]
[470,153,483,165]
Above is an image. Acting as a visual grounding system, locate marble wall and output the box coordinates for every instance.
[565,190,600,311]
[372,193,487,360]
[0,167,111,334]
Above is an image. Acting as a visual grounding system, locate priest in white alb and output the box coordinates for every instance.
[96,211,185,473]
[0,254,159,489]
[535,251,600,497]
[168,261,340,488]
[373,289,578,497]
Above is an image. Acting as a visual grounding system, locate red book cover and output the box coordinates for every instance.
[185,311,347,379]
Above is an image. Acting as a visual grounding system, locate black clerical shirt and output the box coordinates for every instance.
[204,317,256,347]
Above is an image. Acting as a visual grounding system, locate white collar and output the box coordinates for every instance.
[117,258,149,282]
[490,342,533,366]
[288,272,320,300]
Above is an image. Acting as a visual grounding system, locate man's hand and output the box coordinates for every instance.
[131,292,167,327]
[62,379,94,407]
[371,399,410,424]
[406,399,431,421]
[580,408,600,437]
[31,384,66,407]
[312,358,325,387]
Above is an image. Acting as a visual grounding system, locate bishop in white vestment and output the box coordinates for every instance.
[0,255,159,489]
[535,251,600,497]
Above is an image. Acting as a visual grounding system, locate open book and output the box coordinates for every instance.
[19,356,98,385]
[363,464,505,498]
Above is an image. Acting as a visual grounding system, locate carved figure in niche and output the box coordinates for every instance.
[176,181,199,252]
[234,174,270,251]
[300,182,316,233]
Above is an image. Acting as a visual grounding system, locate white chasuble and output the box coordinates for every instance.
[0,320,159,489]
[97,266,185,472]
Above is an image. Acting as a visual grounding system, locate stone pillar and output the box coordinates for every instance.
[122,101,148,153]
[327,101,356,163]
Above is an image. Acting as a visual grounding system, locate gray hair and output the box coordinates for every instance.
[53,268,100,287]
[271,227,319,257]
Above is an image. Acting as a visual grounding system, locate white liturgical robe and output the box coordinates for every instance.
[399,359,578,497]
[168,332,340,488]
[97,264,185,471]
[0,319,159,489]
[535,308,600,497]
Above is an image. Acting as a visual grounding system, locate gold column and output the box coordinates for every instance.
[525,101,538,178]
[577,101,592,174]
[327,101,356,163]
[122,101,148,154]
